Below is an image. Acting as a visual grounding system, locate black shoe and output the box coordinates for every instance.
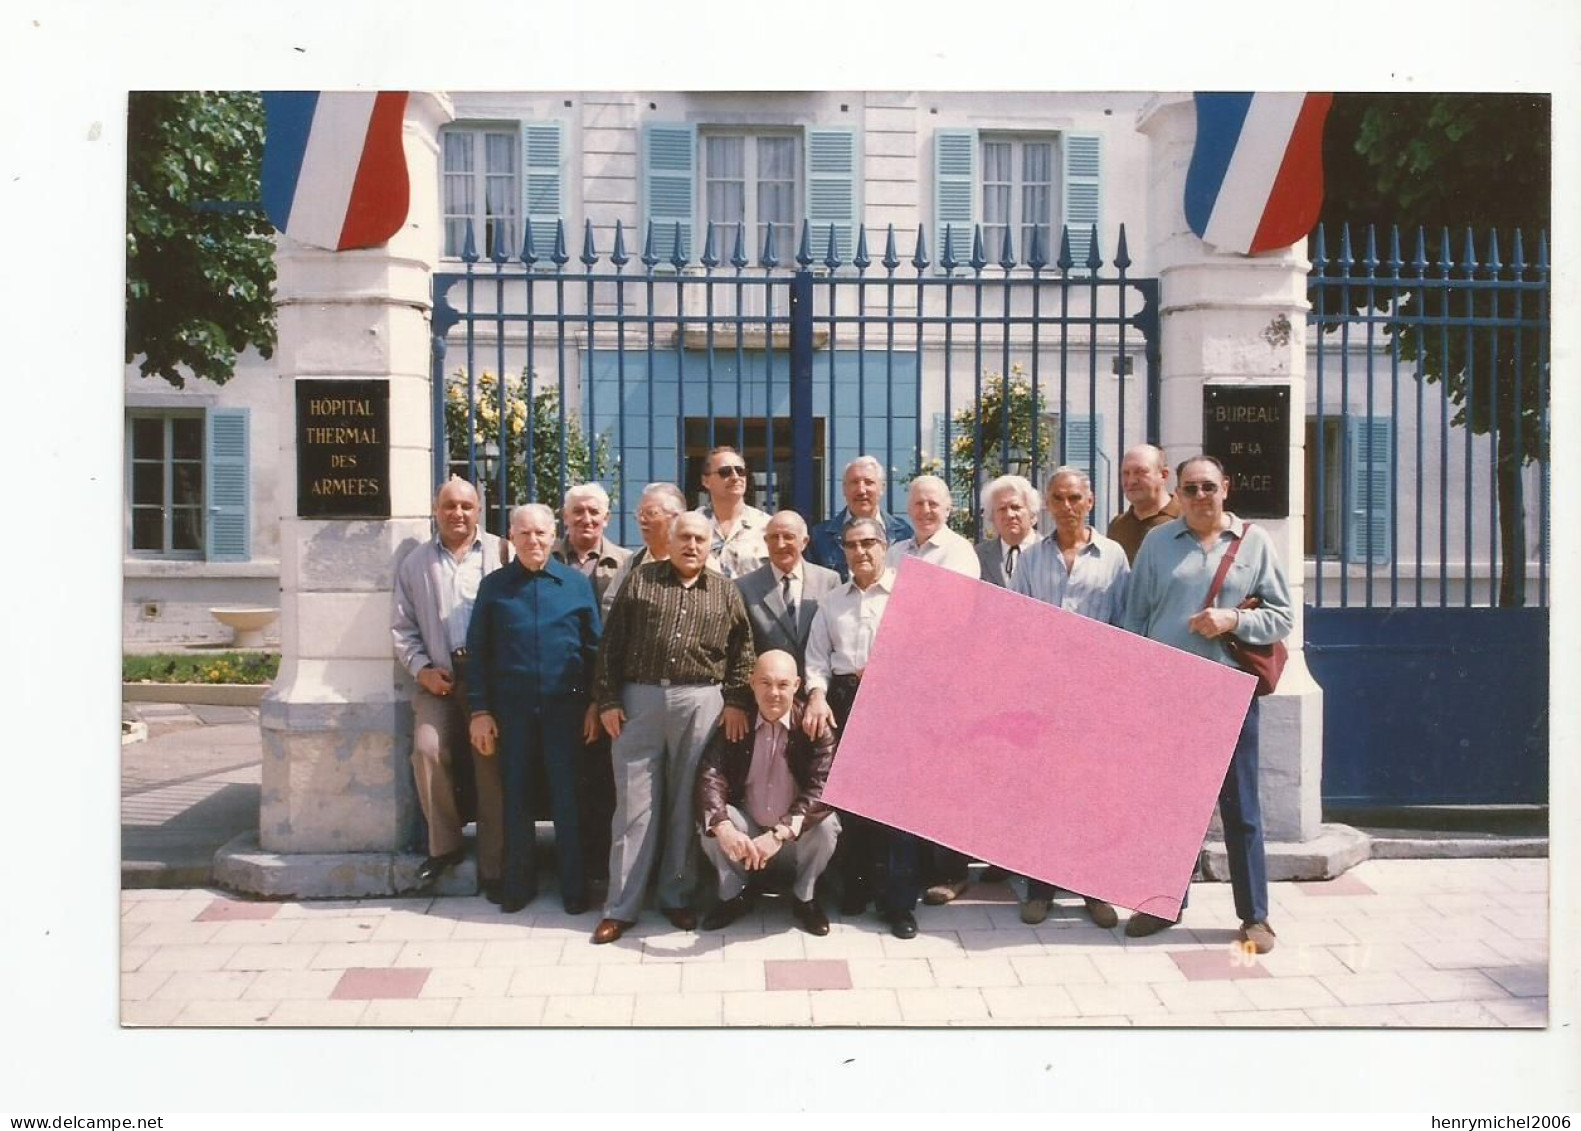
[499,890,533,914]
[979,865,1010,883]
[416,849,465,886]
[701,893,755,931]
[481,882,502,906]
[791,898,831,937]
[882,910,918,939]
[562,896,589,916]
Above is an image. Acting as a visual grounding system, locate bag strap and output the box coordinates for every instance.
[1202,522,1249,610]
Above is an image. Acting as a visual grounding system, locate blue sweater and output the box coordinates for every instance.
[465,557,602,713]
[806,508,915,581]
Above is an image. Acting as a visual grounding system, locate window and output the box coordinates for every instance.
[126,408,250,561]
[982,136,1055,263]
[442,127,519,259]
[935,129,1103,270]
[129,413,205,556]
[1305,415,1392,563]
[703,133,800,264]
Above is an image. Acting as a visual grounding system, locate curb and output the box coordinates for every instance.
[122,682,267,707]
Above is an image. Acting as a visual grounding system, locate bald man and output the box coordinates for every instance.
[1107,444,1180,563]
[734,510,841,679]
[695,651,840,936]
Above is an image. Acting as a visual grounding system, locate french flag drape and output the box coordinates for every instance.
[1184,92,1333,255]
[261,92,410,251]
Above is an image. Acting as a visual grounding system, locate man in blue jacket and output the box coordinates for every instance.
[806,455,913,581]
[467,503,603,915]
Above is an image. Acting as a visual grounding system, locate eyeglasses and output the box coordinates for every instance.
[842,537,883,551]
[1180,482,1221,497]
[710,465,748,479]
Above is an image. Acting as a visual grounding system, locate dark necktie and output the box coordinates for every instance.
[782,572,796,624]
[1006,544,1020,579]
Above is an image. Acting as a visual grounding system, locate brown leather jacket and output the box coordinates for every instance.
[695,703,837,836]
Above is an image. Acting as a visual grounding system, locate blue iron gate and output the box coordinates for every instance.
[1306,223,1549,806]
[431,217,1159,546]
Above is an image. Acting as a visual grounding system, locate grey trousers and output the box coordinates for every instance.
[604,682,723,921]
[700,805,841,903]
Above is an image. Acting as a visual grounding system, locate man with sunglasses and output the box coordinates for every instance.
[697,446,770,580]
[1120,455,1293,954]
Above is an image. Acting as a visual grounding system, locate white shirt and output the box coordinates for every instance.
[887,525,981,578]
[804,569,897,694]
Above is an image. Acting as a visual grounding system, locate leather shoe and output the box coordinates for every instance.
[661,906,698,931]
[882,910,919,939]
[499,890,533,914]
[1238,920,1277,954]
[791,898,831,937]
[922,879,969,906]
[481,881,502,906]
[1083,897,1120,929]
[701,893,754,931]
[562,896,589,916]
[591,917,632,945]
[415,849,465,886]
[1124,911,1177,938]
[1020,897,1051,925]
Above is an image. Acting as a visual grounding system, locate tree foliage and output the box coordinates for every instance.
[1317,94,1550,605]
[126,91,277,387]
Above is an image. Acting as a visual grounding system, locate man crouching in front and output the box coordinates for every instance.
[694,650,840,937]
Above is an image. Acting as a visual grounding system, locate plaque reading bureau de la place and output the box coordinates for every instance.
[296,379,391,518]
[1201,384,1289,519]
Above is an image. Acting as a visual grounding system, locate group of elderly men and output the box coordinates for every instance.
[392,441,1292,954]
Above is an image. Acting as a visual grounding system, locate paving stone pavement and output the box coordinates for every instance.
[119,857,1550,1028]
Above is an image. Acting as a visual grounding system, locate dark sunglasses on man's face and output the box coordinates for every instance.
[1180,482,1221,497]
[843,537,883,551]
[711,465,748,479]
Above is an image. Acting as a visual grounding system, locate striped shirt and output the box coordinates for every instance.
[593,559,756,712]
[1009,528,1131,627]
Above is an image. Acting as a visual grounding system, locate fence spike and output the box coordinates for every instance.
[701,220,719,269]
[1535,230,1548,275]
[823,224,842,271]
[461,218,478,264]
[853,224,871,271]
[1114,224,1132,272]
[1026,224,1047,271]
[796,220,813,268]
[520,219,538,265]
[911,224,930,270]
[669,221,688,271]
[940,225,959,271]
[611,219,629,267]
[551,220,569,267]
[1485,228,1502,276]
[491,219,511,264]
[1084,224,1102,272]
[1511,228,1526,275]
[968,224,987,271]
[1436,227,1454,274]
[1362,224,1379,274]
[1056,225,1074,273]
[1386,225,1402,278]
[882,224,900,271]
[1311,224,1328,273]
[579,219,598,267]
[641,220,659,269]
[1411,226,1428,276]
[1460,226,1479,277]
[998,224,1016,270]
[1337,223,1354,270]
[730,221,748,270]
[759,221,779,270]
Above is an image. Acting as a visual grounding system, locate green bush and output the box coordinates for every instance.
[123,652,280,685]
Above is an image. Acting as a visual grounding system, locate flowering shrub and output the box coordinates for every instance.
[124,652,280,685]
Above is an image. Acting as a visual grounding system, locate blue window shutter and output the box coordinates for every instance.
[1061,412,1109,519]
[642,123,697,265]
[1062,133,1103,270]
[206,407,250,562]
[521,121,564,255]
[933,128,977,271]
[806,127,859,265]
[1346,415,1392,565]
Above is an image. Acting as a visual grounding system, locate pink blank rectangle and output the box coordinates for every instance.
[821,558,1255,920]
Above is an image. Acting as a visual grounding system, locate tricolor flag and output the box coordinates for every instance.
[261,92,410,251]
[1184,92,1333,255]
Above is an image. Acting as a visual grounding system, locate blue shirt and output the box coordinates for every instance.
[1008,529,1131,627]
[1119,516,1293,668]
[465,557,602,713]
[807,508,915,581]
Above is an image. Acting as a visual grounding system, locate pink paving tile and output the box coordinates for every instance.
[1170,949,1273,981]
[330,967,431,1000]
[764,959,853,991]
[1291,875,1375,897]
[196,899,281,922]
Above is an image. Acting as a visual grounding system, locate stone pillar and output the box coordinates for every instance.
[216,93,458,897]
[1137,94,1366,879]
